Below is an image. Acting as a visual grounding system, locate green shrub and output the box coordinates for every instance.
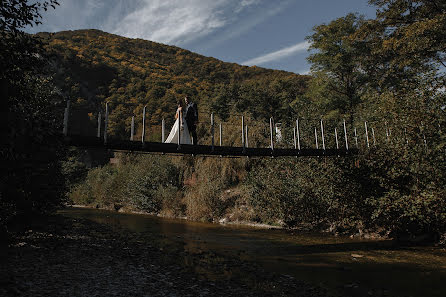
[359,144,446,239]
[70,165,116,207]
[244,158,361,228]
[159,185,184,217]
[184,158,238,221]
[125,156,181,213]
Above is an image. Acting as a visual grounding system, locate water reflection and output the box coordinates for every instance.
[61,207,446,297]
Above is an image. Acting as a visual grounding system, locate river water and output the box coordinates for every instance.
[60,207,446,297]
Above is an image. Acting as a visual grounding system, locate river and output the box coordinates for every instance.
[60,207,446,297]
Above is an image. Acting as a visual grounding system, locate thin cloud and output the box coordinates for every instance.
[26,0,262,46]
[200,0,291,51]
[26,0,141,33]
[111,0,260,45]
[235,0,261,13]
[242,41,310,66]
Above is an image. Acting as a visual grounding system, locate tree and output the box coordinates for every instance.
[0,1,62,236]
[353,0,445,145]
[351,1,446,90]
[369,0,446,70]
[306,13,369,125]
[0,1,59,81]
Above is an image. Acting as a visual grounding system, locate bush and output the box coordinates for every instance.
[359,144,446,240]
[184,158,241,221]
[69,155,182,213]
[126,156,181,213]
[244,158,363,229]
[70,165,117,207]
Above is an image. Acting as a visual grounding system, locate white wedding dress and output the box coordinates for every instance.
[164,109,192,144]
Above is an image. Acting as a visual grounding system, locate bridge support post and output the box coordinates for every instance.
[211,113,214,151]
[388,127,392,144]
[242,116,245,153]
[269,117,274,153]
[335,127,339,149]
[162,118,165,143]
[97,112,101,138]
[130,116,135,141]
[365,121,370,148]
[320,119,325,151]
[343,119,349,150]
[142,106,146,144]
[315,127,318,149]
[296,119,300,150]
[63,100,70,136]
[177,109,181,150]
[104,102,109,144]
[245,125,249,148]
[372,127,376,146]
[219,122,222,146]
[293,126,297,149]
[354,127,358,148]
[421,124,427,152]
[404,127,408,145]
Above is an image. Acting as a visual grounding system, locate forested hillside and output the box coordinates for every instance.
[38,29,309,138]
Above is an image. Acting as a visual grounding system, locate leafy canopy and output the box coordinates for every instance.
[306,13,369,123]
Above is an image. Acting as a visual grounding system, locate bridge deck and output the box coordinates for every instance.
[65,135,358,157]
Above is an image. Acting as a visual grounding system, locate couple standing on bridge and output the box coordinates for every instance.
[165,96,198,145]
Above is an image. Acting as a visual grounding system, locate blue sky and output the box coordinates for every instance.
[26,0,377,74]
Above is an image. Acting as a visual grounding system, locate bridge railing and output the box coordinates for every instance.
[62,100,444,154]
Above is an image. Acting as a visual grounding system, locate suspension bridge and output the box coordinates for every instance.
[62,101,433,158]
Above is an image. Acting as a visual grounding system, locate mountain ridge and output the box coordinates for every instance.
[37,29,309,138]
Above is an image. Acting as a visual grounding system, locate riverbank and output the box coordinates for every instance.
[71,203,397,243]
[0,211,330,297]
[71,203,285,230]
[69,154,446,244]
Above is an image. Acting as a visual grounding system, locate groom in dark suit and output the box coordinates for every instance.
[184,96,198,145]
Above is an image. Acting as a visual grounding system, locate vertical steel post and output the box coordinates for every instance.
[354,127,358,148]
[211,113,214,151]
[389,126,392,144]
[219,122,222,146]
[335,128,339,149]
[63,100,70,136]
[245,125,249,148]
[241,116,245,150]
[296,119,301,150]
[293,126,297,149]
[142,106,146,144]
[365,121,370,148]
[130,116,135,141]
[315,127,319,149]
[320,119,325,150]
[269,117,274,151]
[104,102,109,144]
[343,119,348,150]
[385,122,389,142]
[161,118,165,142]
[404,127,408,145]
[97,111,101,138]
[177,109,181,149]
[421,124,427,151]
[372,127,376,146]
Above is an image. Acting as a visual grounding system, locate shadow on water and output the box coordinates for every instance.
[61,207,446,297]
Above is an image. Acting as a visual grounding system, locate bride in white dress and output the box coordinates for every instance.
[165,102,192,144]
